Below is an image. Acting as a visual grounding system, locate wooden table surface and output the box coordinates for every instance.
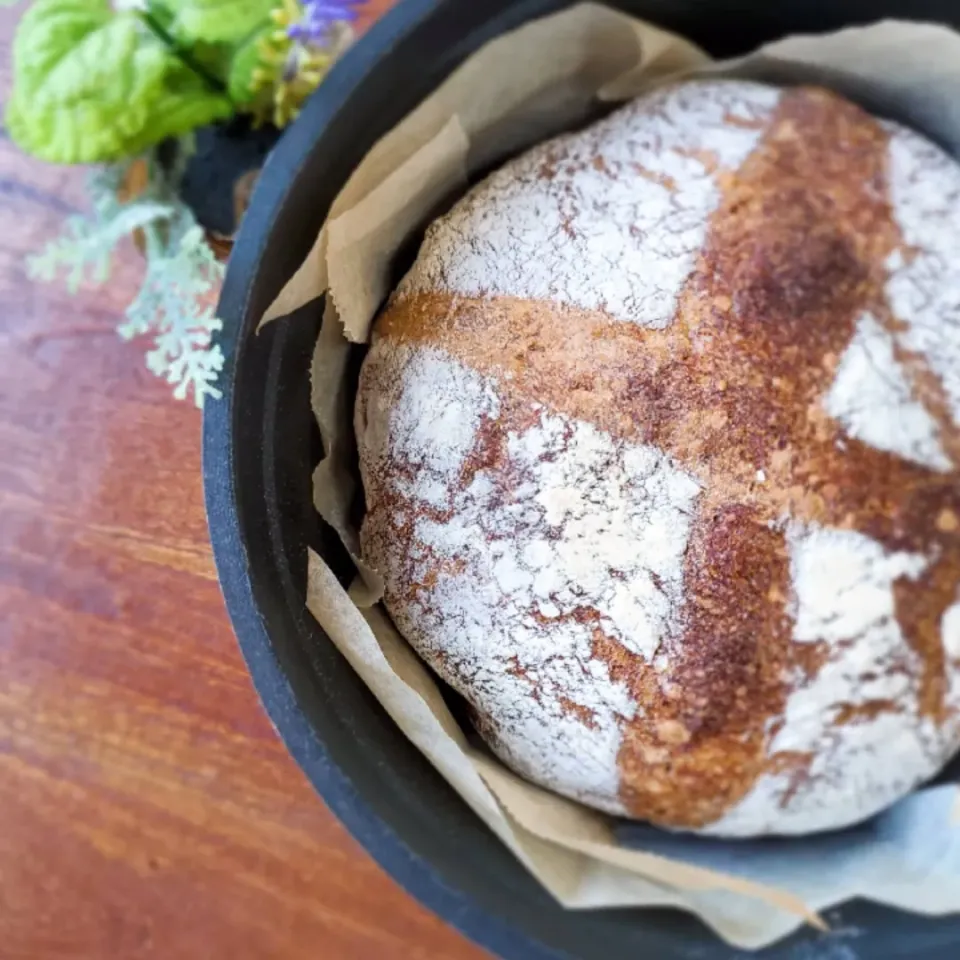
[0,3,486,957]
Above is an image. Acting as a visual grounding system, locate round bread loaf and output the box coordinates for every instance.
[354,79,960,836]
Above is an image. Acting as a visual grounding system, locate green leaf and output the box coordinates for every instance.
[190,39,238,87]
[8,11,158,163]
[162,0,276,44]
[142,0,178,36]
[7,0,232,163]
[118,58,234,157]
[12,0,114,97]
[226,23,272,105]
[146,4,238,85]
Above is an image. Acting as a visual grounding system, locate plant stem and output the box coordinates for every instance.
[142,6,228,95]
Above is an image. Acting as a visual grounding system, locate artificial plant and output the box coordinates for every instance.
[7,0,358,405]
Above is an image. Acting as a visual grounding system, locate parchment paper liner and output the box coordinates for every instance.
[261,4,960,948]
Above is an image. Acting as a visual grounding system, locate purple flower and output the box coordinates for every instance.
[287,0,358,45]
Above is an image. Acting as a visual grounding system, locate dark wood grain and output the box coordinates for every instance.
[0,3,487,957]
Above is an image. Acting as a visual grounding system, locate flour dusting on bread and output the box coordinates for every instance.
[826,312,951,471]
[399,82,780,329]
[357,79,960,836]
[707,525,943,836]
[885,126,960,427]
[358,343,700,812]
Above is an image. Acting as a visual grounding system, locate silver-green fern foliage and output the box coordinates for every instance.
[27,152,225,407]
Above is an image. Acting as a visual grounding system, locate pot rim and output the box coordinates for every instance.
[203,2,960,958]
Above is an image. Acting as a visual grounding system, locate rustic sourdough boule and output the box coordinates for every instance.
[354,79,960,836]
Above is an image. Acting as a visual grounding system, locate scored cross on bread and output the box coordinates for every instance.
[355,80,960,837]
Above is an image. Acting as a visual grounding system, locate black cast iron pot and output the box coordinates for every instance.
[203,1,960,956]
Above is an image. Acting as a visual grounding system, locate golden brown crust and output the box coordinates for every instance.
[363,85,960,831]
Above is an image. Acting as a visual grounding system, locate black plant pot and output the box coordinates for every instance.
[203,1,960,958]
[177,119,282,242]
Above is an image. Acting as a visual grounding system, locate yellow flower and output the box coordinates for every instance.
[269,0,303,29]
[248,0,335,128]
